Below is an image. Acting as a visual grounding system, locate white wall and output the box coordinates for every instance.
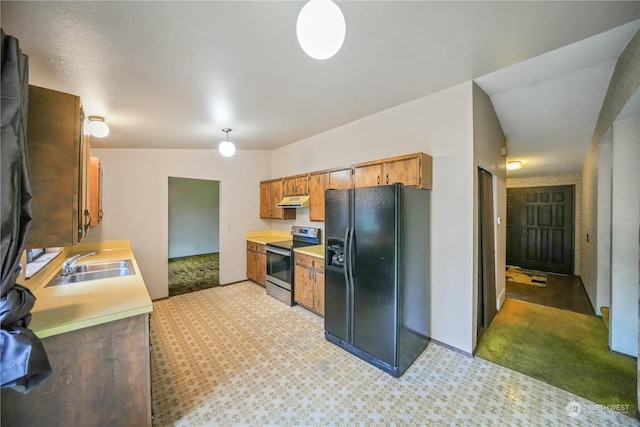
[597,136,613,315]
[472,83,507,351]
[271,82,477,354]
[168,177,220,259]
[85,149,272,300]
[610,116,640,356]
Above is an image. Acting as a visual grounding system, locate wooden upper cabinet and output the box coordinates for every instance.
[260,179,295,220]
[89,156,103,226]
[283,174,309,196]
[309,172,328,222]
[353,153,433,190]
[25,85,88,249]
[259,152,432,222]
[354,162,384,188]
[383,153,432,189]
[328,167,353,190]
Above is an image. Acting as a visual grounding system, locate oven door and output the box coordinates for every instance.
[266,246,292,291]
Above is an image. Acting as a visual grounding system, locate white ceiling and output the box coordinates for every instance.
[2,1,639,178]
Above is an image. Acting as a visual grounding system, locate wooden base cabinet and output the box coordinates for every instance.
[1,314,152,427]
[294,253,325,315]
[246,241,266,286]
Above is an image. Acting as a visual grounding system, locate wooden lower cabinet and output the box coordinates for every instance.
[294,253,325,315]
[1,314,152,427]
[246,241,266,286]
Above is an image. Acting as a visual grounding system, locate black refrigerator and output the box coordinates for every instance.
[324,183,430,377]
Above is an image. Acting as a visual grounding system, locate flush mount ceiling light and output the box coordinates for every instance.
[86,115,110,138]
[219,128,236,157]
[296,0,346,60]
[507,160,523,171]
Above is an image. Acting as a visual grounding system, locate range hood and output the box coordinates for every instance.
[276,195,310,208]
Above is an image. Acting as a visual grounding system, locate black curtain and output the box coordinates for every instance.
[1,28,51,393]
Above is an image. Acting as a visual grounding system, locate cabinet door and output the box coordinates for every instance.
[284,175,309,196]
[259,182,271,218]
[383,157,419,186]
[328,167,352,190]
[294,263,314,309]
[383,153,432,189]
[354,163,383,188]
[246,251,256,281]
[313,267,325,315]
[295,176,309,195]
[283,177,297,197]
[79,135,91,238]
[256,244,266,286]
[89,156,103,227]
[309,172,328,222]
[25,86,84,249]
[269,180,283,216]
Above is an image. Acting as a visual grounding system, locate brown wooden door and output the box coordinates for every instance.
[506,186,574,275]
[478,168,497,331]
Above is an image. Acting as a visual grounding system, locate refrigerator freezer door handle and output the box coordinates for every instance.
[342,227,350,292]
[347,227,355,342]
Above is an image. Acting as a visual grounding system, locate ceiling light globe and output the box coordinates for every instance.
[507,161,522,170]
[218,141,236,157]
[86,116,110,138]
[296,0,345,60]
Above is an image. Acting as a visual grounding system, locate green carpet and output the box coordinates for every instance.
[168,253,219,297]
[476,298,637,417]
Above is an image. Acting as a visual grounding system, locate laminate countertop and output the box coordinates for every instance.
[22,240,153,339]
[245,230,292,245]
[295,245,324,258]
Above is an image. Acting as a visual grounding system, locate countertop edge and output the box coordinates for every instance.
[294,245,324,258]
[35,304,153,339]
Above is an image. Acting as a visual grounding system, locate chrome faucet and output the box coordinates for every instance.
[61,251,96,275]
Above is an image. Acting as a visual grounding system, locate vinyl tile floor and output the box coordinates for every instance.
[150,281,638,426]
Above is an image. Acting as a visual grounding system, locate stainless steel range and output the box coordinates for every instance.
[266,226,321,305]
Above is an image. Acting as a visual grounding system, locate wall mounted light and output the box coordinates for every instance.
[507,160,522,171]
[219,128,236,157]
[296,0,346,60]
[86,115,110,138]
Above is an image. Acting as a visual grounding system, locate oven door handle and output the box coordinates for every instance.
[266,246,291,257]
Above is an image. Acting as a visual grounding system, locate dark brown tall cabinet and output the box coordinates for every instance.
[25,85,90,248]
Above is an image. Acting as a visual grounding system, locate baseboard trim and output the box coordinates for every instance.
[428,337,473,358]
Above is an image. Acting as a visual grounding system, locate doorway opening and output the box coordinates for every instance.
[476,183,636,417]
[477,168,497,337]
[168,177,220,297]
[505,185,592,314]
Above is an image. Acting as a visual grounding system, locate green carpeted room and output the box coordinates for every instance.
[476,270,637,417]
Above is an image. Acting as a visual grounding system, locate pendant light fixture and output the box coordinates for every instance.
[219,128,236,157]
[296,0,346,60]
[86,115,110,138]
